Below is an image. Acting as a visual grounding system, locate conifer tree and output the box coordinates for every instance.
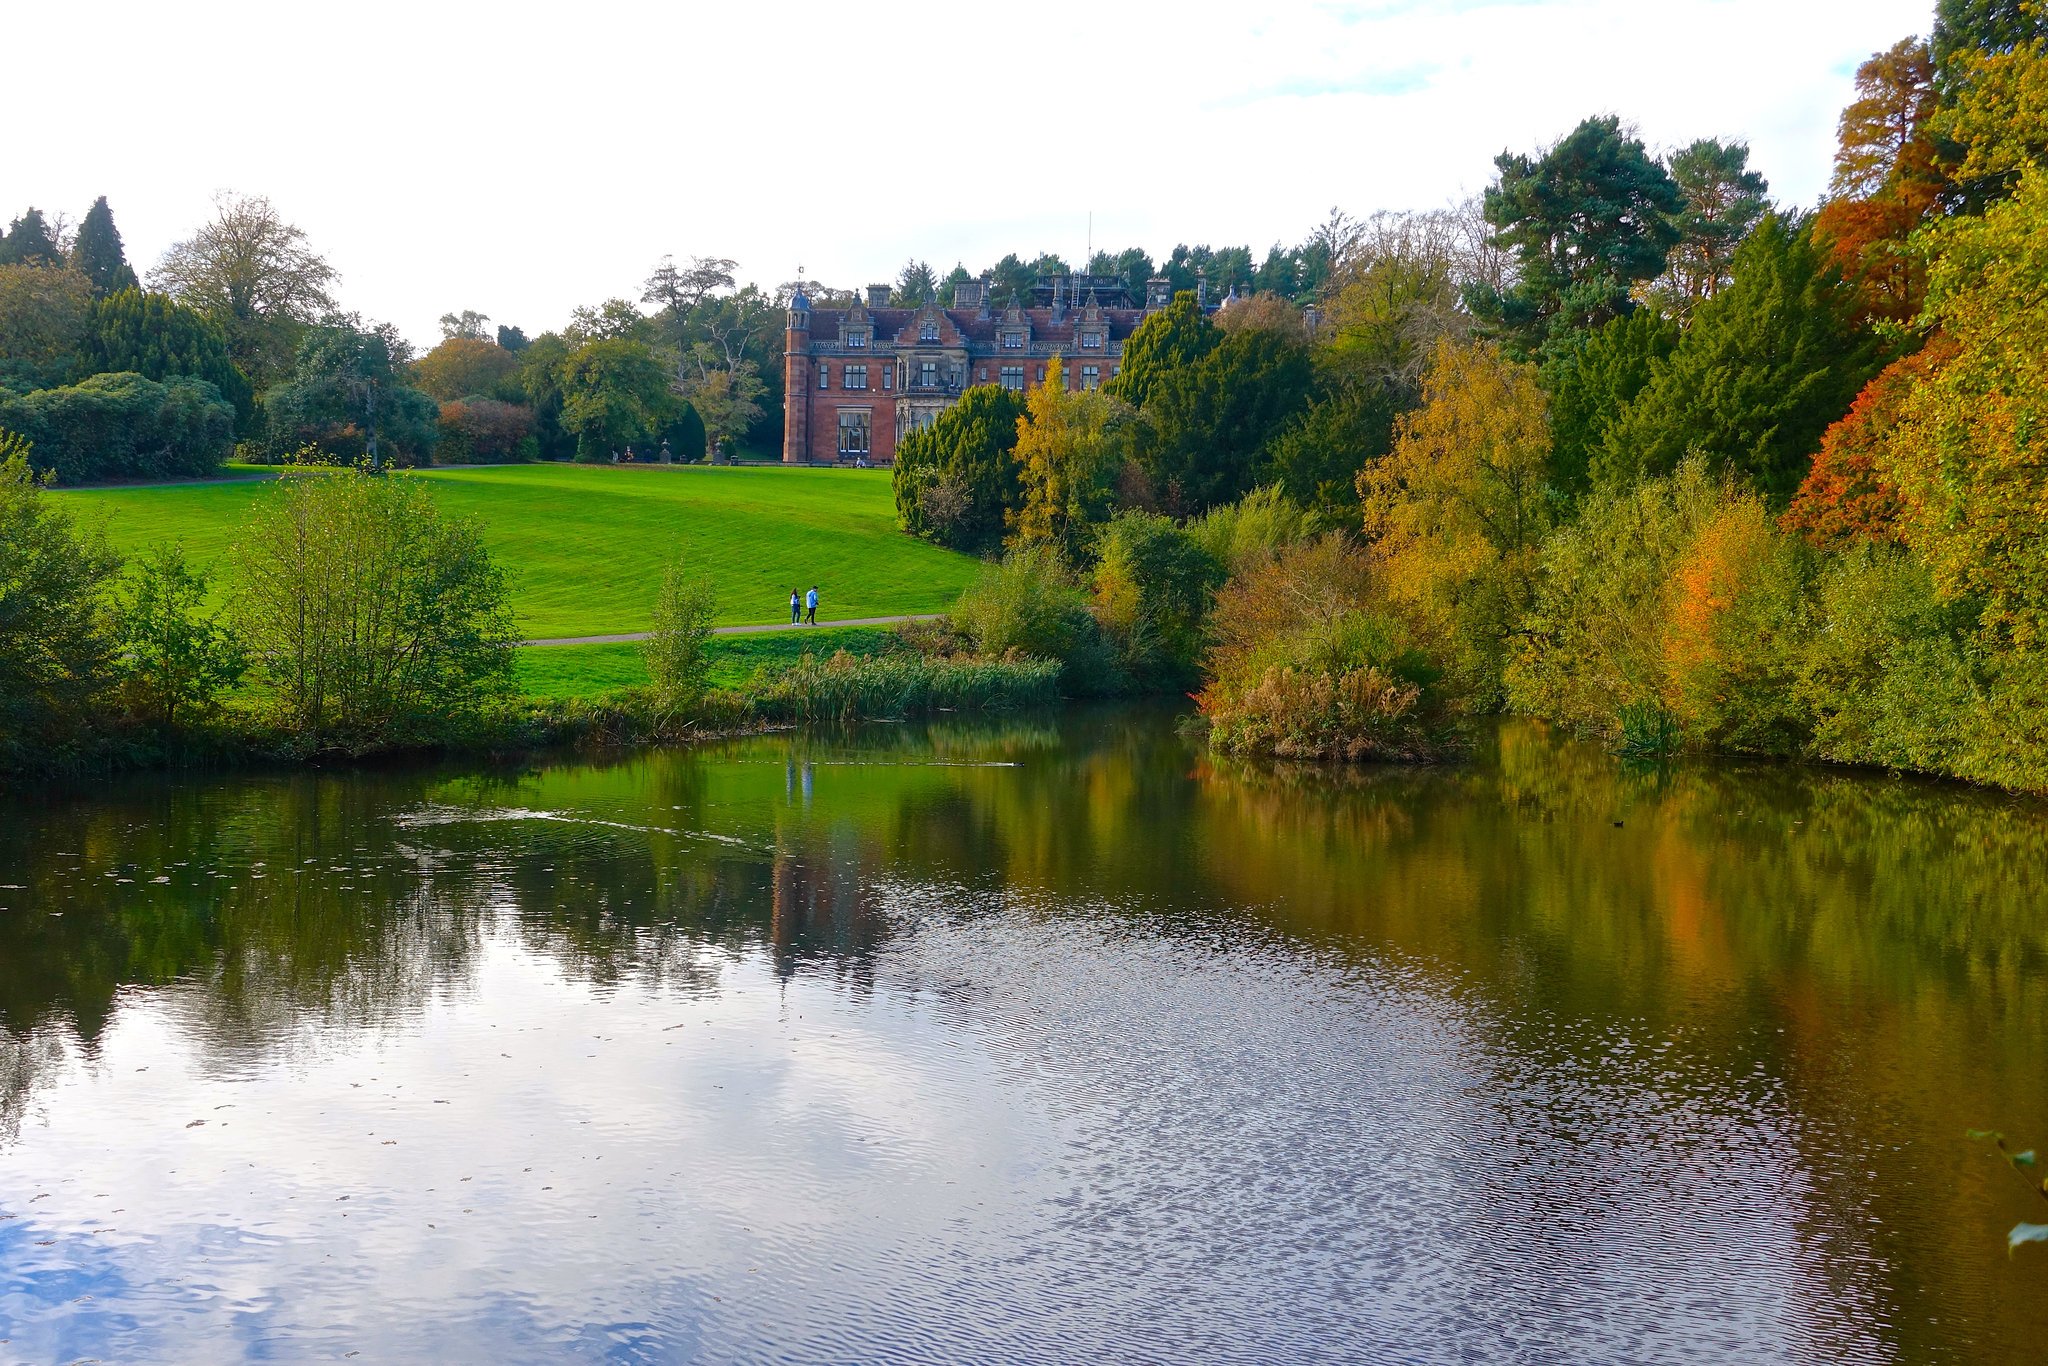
[0,209,62,267]
[1598,215,1884,508]
[68,197,137,296]
[1104,291,1219,409]
[85,288,253,427]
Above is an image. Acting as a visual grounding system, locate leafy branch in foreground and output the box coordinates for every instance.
[1966,1129,2048,1255]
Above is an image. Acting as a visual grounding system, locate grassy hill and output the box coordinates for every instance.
[51,464,979,640]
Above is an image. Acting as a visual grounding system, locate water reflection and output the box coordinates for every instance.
[1,707,2046,1362]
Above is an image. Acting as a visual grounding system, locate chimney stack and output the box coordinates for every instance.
[866,284,890,308]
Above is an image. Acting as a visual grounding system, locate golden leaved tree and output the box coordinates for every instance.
[1357,338,1552,704]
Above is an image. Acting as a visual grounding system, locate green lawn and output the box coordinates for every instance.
[51,464,979,639]
[513,625,900,699]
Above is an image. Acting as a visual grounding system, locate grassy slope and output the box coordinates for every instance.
[513,626,898,699]
[51,464,978,639]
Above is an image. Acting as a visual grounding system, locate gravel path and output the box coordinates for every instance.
[521,613,943,648]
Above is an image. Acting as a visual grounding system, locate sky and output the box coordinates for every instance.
[7,0,1934,349]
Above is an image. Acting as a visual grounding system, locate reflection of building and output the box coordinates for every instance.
[781,275,1186,466]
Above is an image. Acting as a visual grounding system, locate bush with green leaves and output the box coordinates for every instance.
[948,545,1122,695]
[0,371,235,483]
[232,467,517,743]
[642,559,718,710]
[114,542,246,729]
[1188,485,1322,577]
[0,443,121,765]
[1090,509,1225,683]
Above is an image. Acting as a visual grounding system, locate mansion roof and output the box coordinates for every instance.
[794,304,1147,357]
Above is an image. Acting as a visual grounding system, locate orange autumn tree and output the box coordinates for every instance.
[1813,38,1947,323]
[1780,336,1955,550]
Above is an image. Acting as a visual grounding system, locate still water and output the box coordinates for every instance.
[3,707,2047,1364]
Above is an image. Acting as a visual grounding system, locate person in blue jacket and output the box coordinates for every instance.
[805,586,819,625]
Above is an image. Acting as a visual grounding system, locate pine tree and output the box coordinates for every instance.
[1543,308,1680,499]
[0,208,62,267]
[86,288,254,427]
[1468,116,1684,355]
[1598,215,1885,508]
[68,197,136,296]
[1104,291,1219,409]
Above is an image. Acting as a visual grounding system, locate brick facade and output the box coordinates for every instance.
[782,275,1179,465]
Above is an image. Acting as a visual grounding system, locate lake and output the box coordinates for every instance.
[3,706,2046,1364]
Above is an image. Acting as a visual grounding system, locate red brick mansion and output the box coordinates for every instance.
[781,275,1181,465]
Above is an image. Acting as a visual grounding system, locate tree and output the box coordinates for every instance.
[1542,308,1679,499]
[1360,339,1553,703]
[1134,326,1315,513]
[1011,362,1130,559]
[893,260,938,305]
[85,288,253,428]
[114,542,246,728]
[232,468,516,741]
[67,198,137,297]
[1468,116,1684,354]
[496,324,529,352]
[0,264,94,390]
[1812,39,1945,323]
[642,255,736,348]
[1932,26,2048,204]
[0,371,237,483]
[1599,214,1884,508]
[1880,163,2048,656]
[437,310,491,341]
[516,332,575,459]
[1103,291,1219,409]
[265,316,436,468]
[1781,339,1953,551]
[557,337,672,460]
[150,193,337,387]
[1654,139,1771,315]
[434,398,534,463]
[675,360,763,460]
[0,444,121,764]
[672,283,777,457]
[0,209,62,268]
[412,336,521,401]
[1262,389,1401,513]
[642,556,717,710]
[1933,0,2048,91]
[892,383,1028,551]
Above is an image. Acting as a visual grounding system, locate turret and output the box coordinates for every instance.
[783,285,812,464]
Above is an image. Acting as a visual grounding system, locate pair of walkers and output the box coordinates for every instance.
[788,586,819,625]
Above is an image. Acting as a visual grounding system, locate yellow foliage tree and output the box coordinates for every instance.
[1358,338,1552,701]
[1881,163,2048,653]
[1009,354,1127,558]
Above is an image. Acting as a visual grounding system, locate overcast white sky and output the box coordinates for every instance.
[8,0,1932,348]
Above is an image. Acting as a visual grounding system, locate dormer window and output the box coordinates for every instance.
[1001,332,1024,349]
[1081,332,1102,349]
[846,331,867,348]
[919,319,939,342]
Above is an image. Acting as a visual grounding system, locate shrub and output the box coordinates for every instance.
[0,445,121,764]
[1090,509,1224,683]
[113,541,246,728]
[949,545,1122,695]
[231,467,517,743]
[1187,485,1322,577]
[0,371,235,483]
[748,650,1060,721]
[1198,535,1458,761]
[435,398,534,464]
[643,559,717,710]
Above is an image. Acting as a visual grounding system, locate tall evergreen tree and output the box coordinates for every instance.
[1597,214,1885,508]
[892,383,1030,552]
[68,197,137,296]
[1105,291,1220,409]
[1657,140,1771,314]
[1135,327,1316,513]
[86,288,253,427]
[1468,116,1684,355]
[0,209,62,267]
[1542,308,1680,499]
